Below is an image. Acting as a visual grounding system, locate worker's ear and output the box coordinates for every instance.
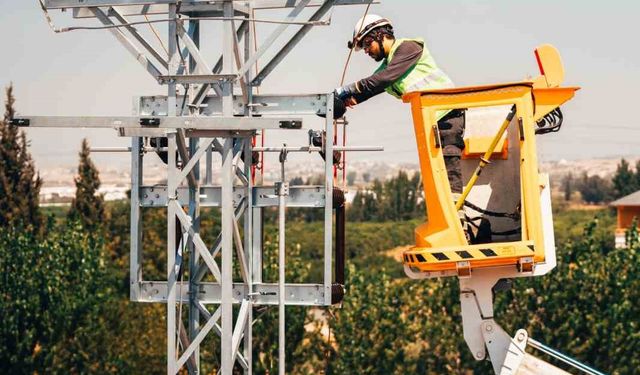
[317,96,347,119]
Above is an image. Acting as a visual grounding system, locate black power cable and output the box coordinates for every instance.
[535,107,563,135]
[463,200,520,221]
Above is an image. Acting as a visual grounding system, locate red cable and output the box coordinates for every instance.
[342,121,347,188]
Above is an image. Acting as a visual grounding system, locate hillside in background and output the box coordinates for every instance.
[37,156,640,204]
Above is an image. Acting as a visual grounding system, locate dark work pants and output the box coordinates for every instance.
[437,110,466,194]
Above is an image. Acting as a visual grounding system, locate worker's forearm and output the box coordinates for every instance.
[352,86,385,103]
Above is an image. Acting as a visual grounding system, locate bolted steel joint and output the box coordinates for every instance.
[517,332,526,342]
[485,324,493,332]
[275,182,289,197]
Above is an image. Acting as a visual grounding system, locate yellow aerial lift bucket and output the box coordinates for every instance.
[402,44,579,276]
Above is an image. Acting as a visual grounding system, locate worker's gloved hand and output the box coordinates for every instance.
[334,82,358,101]
[344,97,358,108]
[317,94,347,119]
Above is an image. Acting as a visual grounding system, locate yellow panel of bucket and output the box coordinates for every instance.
[463,136,508,160]
[402,83,544,273]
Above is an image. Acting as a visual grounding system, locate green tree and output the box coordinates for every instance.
[0,223,116,373]
[362,172,371,183]
[346,171,357,186]
[318,265,479,374]
[611,158,637,199]
[383,170,423,221]
[576,172,613,204]
[307,212,635,374]
[496,218,638,374]
[289,176,304,185]
[368,179,387,220]
[348,172,424,222]
[348,189,378,222]
[0,84,42,232]
[562,172,574,201]
[68,138,105,231]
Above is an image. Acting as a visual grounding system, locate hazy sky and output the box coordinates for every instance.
[1,0,639,171]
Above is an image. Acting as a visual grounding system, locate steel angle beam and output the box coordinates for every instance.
[140,185,326,208]
[236,0,311,79]
[189,20,248,107]
[175,129,199,188]
[191,302,250,370]
[73,5,169,18]
[176,22,214,77]
[110,7,168,69]
[254,0,379,9]
[73,3,245,18]
[138,94,329,116]
[158,74,237,85]
[51,0,376,11]
[13,116,302,130]
[231,300,250,365]
[90,7,164,81]
[176,306,222,370]
[137,282,330,305]
[46,0,179,8]
[253,185,326,207]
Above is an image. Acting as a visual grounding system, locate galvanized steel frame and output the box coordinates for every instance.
[32,1,372,374]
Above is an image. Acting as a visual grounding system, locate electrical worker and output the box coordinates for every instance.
[335,15,465,193]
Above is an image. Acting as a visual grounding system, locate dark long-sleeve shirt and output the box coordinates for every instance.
[352,40,423,103]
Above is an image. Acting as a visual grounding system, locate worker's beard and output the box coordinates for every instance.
[374,50,385,62]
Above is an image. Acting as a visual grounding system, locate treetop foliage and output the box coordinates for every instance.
[0,84,42,232]
[67,138,105,231]
[349,170,424,222]
[612,158,640,199]
[562,158,640,204]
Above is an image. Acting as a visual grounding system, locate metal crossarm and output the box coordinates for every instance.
[138,185,327,208]
[138,93,330,117]
[138,282,332,305]
[43,0,376,11]
[12,116,302,130]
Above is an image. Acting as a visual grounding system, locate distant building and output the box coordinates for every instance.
[610,190,640,248]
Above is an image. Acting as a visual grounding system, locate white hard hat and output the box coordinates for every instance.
[348,14,392,51]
